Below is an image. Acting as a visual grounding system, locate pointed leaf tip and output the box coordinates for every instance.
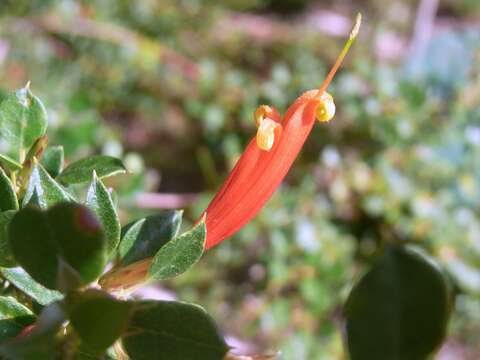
[58,155,126,185]
[86,175,121,257]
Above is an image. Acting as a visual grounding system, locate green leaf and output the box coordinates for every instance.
[1,267,63,306]
[122,300,228,360]
[0,167,18,212]
[58,155,126,185]
[44,203,107,287]
[148,219,205,280]
[22,162,75,209]
[0,302,65,360]
[67,290,133,355]
[8,203,106,290]
[40,146,64,178]
[0,211,16,267]
[86,173,120,257]
[0,154,22,171]
[119,210,182,266]
[8,208,55,289]
[0,296,36,343]
[344,245,451,360]
[0,86,48,161]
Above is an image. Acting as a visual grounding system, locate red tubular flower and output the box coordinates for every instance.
[203,92,322,248]
[99,14,361,290]
[203,14,361,249]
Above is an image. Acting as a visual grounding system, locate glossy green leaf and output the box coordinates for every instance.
[0,86,48,161]
[122,300,228,360]
[8,203,106,290]
[22,162,75,209]
[67,290,133,354]
[0,168,18,212]
[0,296,36,343]
[0,154,22,171]
[0,211,16,267]
[345,245,451,360]
[86,173,120,257]
[40,146,64,178]
[1,267,63,306]
[58,155,126,185]
[148,219,205,280]
[119,210,182,266]
[0,302,65,360]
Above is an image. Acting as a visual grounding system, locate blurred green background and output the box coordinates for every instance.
[1,0,480,358]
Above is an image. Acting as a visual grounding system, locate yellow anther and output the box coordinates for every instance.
[315,92,336,122]
[254,105,274,127]
[254,105,281,151]
[256,118,280,151]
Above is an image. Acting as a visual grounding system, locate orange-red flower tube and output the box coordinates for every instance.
[203,92,324,248]
[203,14,361,249]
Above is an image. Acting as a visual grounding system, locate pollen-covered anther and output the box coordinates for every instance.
[256,117,281,151]
[254,105,282,151]
[315,92,336,122]
[254,105,274,127]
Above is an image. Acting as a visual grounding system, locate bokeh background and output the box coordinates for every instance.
[1,0,480,358]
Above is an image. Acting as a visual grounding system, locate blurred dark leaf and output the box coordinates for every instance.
[345,245,451,360]
[8,203,106,290]
[67,290,133,355]
[122,300,228,360]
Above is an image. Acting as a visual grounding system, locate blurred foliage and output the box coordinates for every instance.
[1,0,480,358]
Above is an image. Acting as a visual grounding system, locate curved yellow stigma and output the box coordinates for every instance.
[315,92,336,122]
[254,105,281,151]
